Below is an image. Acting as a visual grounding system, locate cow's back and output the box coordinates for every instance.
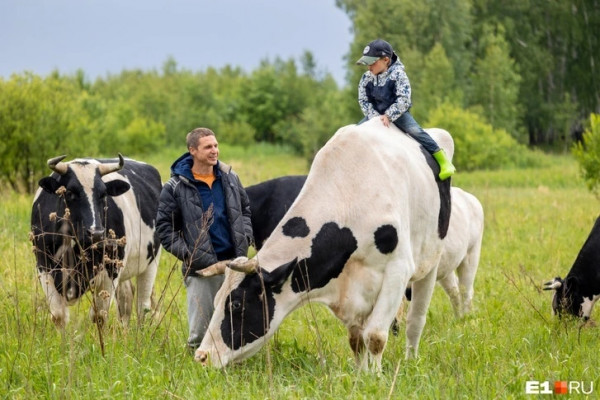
[246,175,307,249]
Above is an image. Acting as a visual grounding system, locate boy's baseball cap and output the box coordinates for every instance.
[356,39,396,65]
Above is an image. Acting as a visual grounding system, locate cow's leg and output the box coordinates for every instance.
[348,325,368,370]
[134,252,159,323]
[89,269,114,327]
[38,271,69,328]
[362,259,413,372]
[456,246,481,315]
[116,279,134,326]
[405,266,438,359]
[438,272,462,318]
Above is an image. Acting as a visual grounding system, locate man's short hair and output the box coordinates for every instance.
[186,127,216,149]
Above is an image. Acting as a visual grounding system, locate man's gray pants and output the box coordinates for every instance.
[185,274,225,350]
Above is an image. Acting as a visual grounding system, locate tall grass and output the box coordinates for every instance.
[1,147,599,399]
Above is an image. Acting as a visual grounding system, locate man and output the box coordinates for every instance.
[156,127,253,351]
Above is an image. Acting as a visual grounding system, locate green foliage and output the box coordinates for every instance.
[468,23,523,140]
[426,103,540,171]
[0,73,97,192]
[274,79,349,160]
[413,43,463,122]
[572,113,600,194]
[216,120,256,148]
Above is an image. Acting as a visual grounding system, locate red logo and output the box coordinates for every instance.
[554,381,568,395]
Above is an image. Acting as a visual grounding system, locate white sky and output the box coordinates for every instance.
[0,0,353,85]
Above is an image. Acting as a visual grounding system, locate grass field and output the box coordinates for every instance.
[1,145,599,399]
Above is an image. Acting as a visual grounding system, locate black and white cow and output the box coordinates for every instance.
[248,177,483,323]
[30,154,162,328]
[543,216,600,320]
[194,119,453,371]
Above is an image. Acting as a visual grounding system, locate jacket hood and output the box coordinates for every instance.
[171,153,194,180]
[171,153,227,181]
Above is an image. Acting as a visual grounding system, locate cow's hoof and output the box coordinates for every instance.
[51,314,67,329]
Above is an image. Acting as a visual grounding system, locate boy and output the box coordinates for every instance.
[357,39,456,180]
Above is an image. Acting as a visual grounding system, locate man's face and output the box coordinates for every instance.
[190,135,219,167]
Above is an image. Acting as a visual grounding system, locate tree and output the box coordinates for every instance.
[572,113,600,193]
[0,73,95,192]
[469,24,523,141]
[413,43,462,122]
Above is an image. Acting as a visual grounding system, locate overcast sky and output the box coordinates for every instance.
[0,0,353,85]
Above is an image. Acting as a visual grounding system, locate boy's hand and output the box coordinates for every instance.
[380,114,390,127]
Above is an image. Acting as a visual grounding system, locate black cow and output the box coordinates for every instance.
[544,216,600,320]
[30,154,162,328]
[246,175,307,250]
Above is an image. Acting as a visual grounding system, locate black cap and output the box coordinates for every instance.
[356,39,396,65]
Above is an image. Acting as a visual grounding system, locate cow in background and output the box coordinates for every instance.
[194,120,453,371]
[403,187,483,318]
[544,216,600,320]
[246,175,307,250]
[30,154,161,328]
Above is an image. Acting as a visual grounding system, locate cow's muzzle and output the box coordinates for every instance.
[87,228,105,243]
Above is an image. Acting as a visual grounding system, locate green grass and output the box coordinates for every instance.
[2,146,600,399]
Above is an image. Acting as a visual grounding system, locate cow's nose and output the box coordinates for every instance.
[87,228,105,242]
[194,350,209,366]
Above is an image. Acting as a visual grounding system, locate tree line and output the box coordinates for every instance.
[1,0,598,193]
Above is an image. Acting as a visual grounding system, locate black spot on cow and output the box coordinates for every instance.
[421,148,452,239]
[146,237,160,263]
[282,216,310,238]
[374,224,398,254]
[291,222,358,293]
[220,259,296,351]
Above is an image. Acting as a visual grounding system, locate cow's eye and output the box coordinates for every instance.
[65,190,76,201]
[232,300,241,310]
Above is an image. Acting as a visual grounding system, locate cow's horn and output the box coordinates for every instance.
[227,257,259,274]
[98,153,125,176]
[543,280,562,290]
[47,155,68,175]
[197,260,228,277]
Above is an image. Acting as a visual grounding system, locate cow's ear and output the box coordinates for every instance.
[105,180,131,197]
[564,275,579,292]
[264,258,296,290]
[39,177,60,194]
